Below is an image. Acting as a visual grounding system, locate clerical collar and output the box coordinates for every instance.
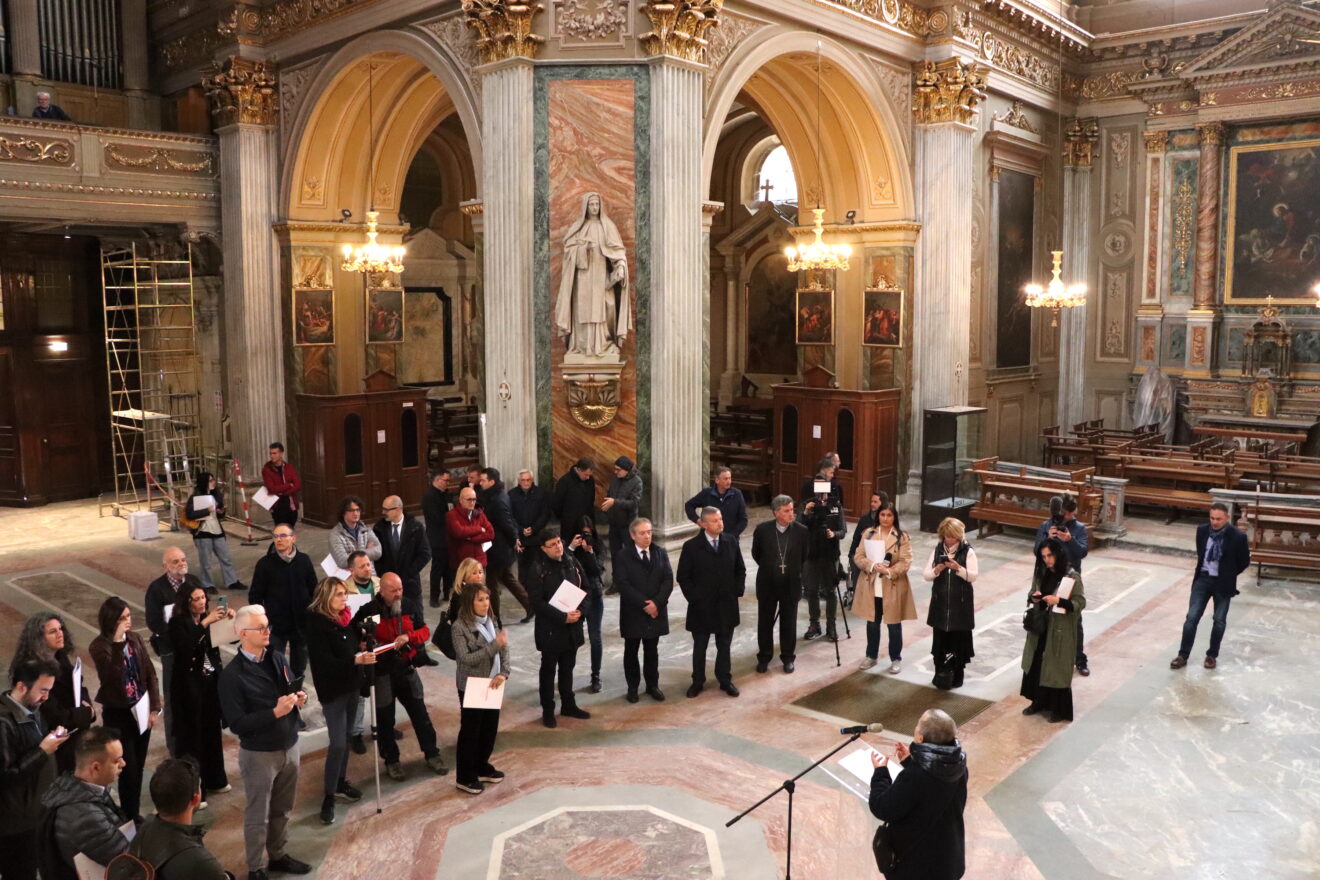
[776,522,788,533]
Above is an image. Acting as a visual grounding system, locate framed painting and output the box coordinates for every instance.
[366,287,405,344]
[1224,137,1320,304]
[862,288,903,348]
[292,288,334,346]
[795,288,833,345]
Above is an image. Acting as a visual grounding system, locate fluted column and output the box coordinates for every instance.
[648,57,704,538]
[9,0,40,111]
[1192,122,1226,311]
[909,58,985,500]
[205,58,285,474]
[120,0,155,128]
[477,59,538,478]
[1058,119,1097,432]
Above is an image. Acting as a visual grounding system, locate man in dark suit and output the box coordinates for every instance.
[525,529,597,727]
[510,469,551,586]
[374,495,435,663]
[1171,502,1251,670]
[751,495,809,674]
[145,545,205,756]
[613,517,673,702]
[421,472,452,607]
[479,467,534,624]
[551,457,597,533]
[677,506,746,698]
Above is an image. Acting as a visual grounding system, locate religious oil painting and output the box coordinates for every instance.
[795,288,833,345]
[292,288,334,346]
[366,287,404,344]
[745,253,798,374]
[996,167,1035,367]
[862,288,903,348]
[1225,137,1320,303]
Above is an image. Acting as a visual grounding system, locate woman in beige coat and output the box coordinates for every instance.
[852,503,917,673]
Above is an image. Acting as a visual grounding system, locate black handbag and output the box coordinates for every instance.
[1022,601,1049,635]
[872,821,897,872]
[431,615,457,660]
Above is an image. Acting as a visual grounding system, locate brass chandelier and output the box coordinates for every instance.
[341,59,405,278]
[784,39,850,274]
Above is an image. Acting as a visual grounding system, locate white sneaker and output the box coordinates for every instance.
[859,657,877,670]
[196,800,209,811]
[209,785,232,794]
[887,662,901,674]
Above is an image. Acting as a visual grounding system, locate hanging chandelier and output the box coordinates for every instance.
[783,38,850,274]
[341,60,405,278]
[1025,250,1086,326]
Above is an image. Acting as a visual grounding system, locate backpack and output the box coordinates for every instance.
[105,852,156,880]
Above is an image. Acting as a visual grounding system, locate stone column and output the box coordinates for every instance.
[204,57,285,475]
[9,0,41,110]
[120,0,156,129]
[908,58,986,501]
[1057,118,1098,432]
[1192,122,1226,311]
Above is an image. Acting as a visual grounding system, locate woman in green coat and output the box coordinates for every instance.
[1020,537,1085,723]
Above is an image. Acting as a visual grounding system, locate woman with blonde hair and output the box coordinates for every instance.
[922,517,978,690]
[447,558,487,623]
[305,576,376,824]
[853,502,916,673]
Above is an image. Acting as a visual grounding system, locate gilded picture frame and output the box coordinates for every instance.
[862,287,903,348]
[292,288,334,346]
[795,288,833,345]
[366,287,405,344]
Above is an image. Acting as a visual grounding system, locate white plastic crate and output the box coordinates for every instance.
[127,511,159,541]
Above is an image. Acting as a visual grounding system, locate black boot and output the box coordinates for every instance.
[952,663,965,688]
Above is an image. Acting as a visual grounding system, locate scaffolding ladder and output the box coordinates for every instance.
[99,243,202,525]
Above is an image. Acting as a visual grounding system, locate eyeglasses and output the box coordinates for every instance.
[241,625,272,634]
[346,507,362,513]
[273,533,295,539]
[381,506,400,512]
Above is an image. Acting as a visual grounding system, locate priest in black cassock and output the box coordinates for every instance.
[751,495,809,674]
[676,507,746,698]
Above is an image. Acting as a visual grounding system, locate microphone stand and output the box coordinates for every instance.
[727,732,862,880]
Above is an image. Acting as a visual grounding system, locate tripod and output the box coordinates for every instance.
[827,564,852,667]
[727,733,863,880]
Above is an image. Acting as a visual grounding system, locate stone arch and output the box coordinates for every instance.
[282,28,481,222]
[704,29,912,221]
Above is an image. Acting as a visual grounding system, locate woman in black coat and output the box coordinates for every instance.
[869,709,969,880]
[922,517,979,690]
[7,613,95,774]
[612,518,672,701]
[167,584,233,795]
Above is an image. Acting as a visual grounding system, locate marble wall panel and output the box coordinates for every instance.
[1166,158,1198,299]
[1164,323,1186,365]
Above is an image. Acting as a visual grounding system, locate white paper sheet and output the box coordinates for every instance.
[839,745,903,784]
[481,541,493,552]
[252,487,277,510]
[71,657,82,704]
[813,480,831,495]
[73,854,107,880]
[372,642,397,655]
[1053,576,1075,615]
[864,539,887,565]
[345,593,373,614]
[131,693,150,735]
[193,493,216,509]
[549,580,586,613]
[209,615,239,647]
[320,553,351,581]
[462,677,505,710]
[118,819,136,843]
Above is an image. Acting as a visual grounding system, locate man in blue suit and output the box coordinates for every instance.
[1171,502,1251,670]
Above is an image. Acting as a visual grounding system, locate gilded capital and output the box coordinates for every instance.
[912,58,986,126]
[1063,117,1100,167]
[461,0,545,64]
[639,0,723,62]
[203,56,278,127]
[1143,129,1168,154]
[1197,121,1228,147]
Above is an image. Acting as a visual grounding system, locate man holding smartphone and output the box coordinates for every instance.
[0,658,69,880]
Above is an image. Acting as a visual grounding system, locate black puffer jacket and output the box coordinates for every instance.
[41,773,130,876]
[926,542,975,632]
[869,741,969,880]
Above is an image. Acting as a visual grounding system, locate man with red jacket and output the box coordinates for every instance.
[446,487,494,573]
[350,573,447,780]
[261,442,302,528]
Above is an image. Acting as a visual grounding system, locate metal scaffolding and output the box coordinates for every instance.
[99,244,201,526]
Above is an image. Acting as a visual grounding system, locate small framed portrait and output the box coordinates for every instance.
[795,288,834,345]
[292,288,334,346]
[862,288,903,348]
[366,287,405,344]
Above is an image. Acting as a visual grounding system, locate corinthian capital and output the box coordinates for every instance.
[1197,121,1227,147]
[203,56,278,127]
[912,57,987,126]
[639,0,723,62]
[461,0,545,65]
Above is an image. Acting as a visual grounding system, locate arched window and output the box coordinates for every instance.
[781,405,799,464]
[836,408,855,471]
[754,145,797,205]
[400,407,419,469]
[343,413,364,476]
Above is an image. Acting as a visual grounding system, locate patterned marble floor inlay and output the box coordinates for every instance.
[793,673,994,732]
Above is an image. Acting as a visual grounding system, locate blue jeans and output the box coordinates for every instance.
[1179,575,1233,659]
[584,587,604,677]
[320,691,355,797]
[864,599,903,661]
[194,536,238,588]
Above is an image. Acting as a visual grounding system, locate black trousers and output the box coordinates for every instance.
[0,830,39,880]
[489,564,532,620]
[271,503,298,528]
[803,559,838,630]
[374,669,438,764]
[172,672,229,791]
[538,646,579,711]
[102,704,151,819]
[428,543,450,602]
[757,589,800,664]
[454,688,501,785]
[623,636,660,691]
[1076,612,1088,667]
[691,631,733,687]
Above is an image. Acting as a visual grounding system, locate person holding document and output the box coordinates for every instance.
[89,597,160,822]
[526,528,597,727]
[305,577,374,824]
[39,727,129,878]
[186,471,245,592]
[8,613,94,774]
[261,442,302,528]
[853,502,916,674]
[451,584,510,795]
[167,584,234,797]
[1020,538,1085,723]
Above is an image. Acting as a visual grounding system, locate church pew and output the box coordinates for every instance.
[966,457,1101,538]
[1239,503,1320,577]
[1115,456,1239,521]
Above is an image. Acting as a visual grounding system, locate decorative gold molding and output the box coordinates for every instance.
[461,0,545,64]
[1143,129,1168,153]
[1076,68,1138,101]
[639,0,723,62]
[204,56,279,127]
[160,25,226,76]
[460,199,485,216]
[104,143,216,175]
[993,99,1038,133]
[912,58,986,126]
[0,134,74,166]
[1197,120,1227,147]
[274,221,409,235]
[0,178,217,199]
[1063,117,1100,167]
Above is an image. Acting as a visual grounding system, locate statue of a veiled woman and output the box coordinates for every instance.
[555,192,631,359]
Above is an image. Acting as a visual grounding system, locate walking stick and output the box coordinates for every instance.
[369,674,383,814]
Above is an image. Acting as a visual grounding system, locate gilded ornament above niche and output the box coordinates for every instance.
[639,0,724,62]
[461,0,545,64]
[912,58,986,126]
[203,57,278,127]
[1063,117,1100,167]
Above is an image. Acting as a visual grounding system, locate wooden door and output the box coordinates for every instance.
[31,355,98,500]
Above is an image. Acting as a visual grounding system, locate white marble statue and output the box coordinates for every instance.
[555,191,631,360]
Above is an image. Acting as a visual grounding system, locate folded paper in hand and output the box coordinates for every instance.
[193,493,216,509]
[462,676,505,710]
[345,593,373,614]
[252,487,277,510]
[813,480,832,495]
[1053,576,1075,614]
[549,580,586,613]
[864,539,886,565]
[209,616,239,647]
[320,554,352,581]
[839,745,902,784]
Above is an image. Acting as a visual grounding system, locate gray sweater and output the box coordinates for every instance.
[452,615,511,692]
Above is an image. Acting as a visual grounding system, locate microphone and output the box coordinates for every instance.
[840,722,885,735]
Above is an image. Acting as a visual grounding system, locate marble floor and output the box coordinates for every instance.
[1,500,1318,879]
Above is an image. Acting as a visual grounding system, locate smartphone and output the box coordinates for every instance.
[218,596,229,613]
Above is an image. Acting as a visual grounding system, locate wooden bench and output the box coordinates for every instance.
[710,407,773,503]
[1240,503,1320,577]
[1116,456,1238,520]
[966,458,1101,538]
